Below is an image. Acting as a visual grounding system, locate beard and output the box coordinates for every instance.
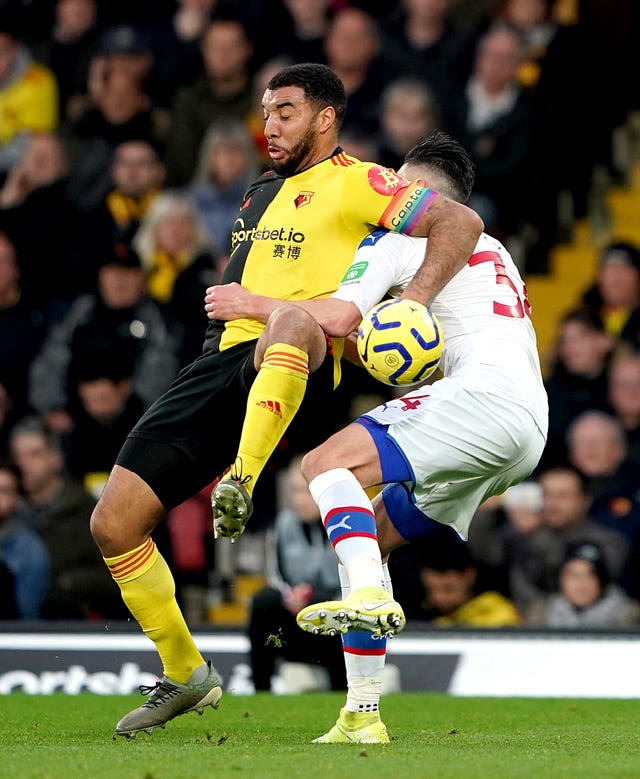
[270,124,318,177]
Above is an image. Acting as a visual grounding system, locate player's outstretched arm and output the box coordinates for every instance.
[204,282,362,337]
[402,195,483,306]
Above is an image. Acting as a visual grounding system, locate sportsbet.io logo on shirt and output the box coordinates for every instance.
[231,217,306,259]
[341,261,368,283]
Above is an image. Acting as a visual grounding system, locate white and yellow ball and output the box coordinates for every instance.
[357,298,443,387]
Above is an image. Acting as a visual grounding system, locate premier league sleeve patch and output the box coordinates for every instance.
[341,260,368,283]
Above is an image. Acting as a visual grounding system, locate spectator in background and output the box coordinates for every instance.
[91,25,157,106]
[608,250,640,354]
[248,458,345,691]
[376,78,441,171]
[132,192,219,365]
[0,459,50,619]
[492,0,559,92]
[185,120,260,255]
[275,0,332,64]
[0,11,59,177]
[86,137,166,251]
[28,242,179,434]
[445,23,533,241]
[186,120,259,253]
[94,20,198,118]
[165,15,255,186]
[324,6,395,136]
[9,417,122,619]
[581,242,640,340]
[566,411,640,506]
[38,0,100,122]
[382,0,467,108]
[526,540,640,628]
[0,232,45,418]
[467,480,543,597]
[565,410,640,599]
[539,464,629,577]
[0,130,69,215]
[146,0,217,108]
[64,63,170,214]
[541,308,614,468]
[506,464,630,612]
[407,532,522,626]
[0,131,84,309]
[607,349,640,471]
[63,353,145,498]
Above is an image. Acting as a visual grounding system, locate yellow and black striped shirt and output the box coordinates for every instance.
[205,148,438,356]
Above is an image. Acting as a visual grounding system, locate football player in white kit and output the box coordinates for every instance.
[204,131,548,744]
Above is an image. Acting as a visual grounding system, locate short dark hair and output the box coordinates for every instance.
[9,416,63,456]
[560,306,606,334]
[539,463,589,496]
[599,241,640,272]
[562,539,610,587]
[115,136,165,161]
[403,130,475,203]
[267,63,346,130]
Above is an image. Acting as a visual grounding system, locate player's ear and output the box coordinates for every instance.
[317,105,336,134]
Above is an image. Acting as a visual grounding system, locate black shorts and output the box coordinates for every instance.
[116,340,337,510]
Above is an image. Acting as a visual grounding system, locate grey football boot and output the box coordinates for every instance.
[211,465,253,540]
[115,661,222,738]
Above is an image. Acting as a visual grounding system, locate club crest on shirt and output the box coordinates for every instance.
[294,191,314,208]
[367,166,407,196]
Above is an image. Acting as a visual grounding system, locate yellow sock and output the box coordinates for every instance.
[105,539,204,683]
[237,342,309,494]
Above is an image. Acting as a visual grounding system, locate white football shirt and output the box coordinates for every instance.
[333,229,548,436]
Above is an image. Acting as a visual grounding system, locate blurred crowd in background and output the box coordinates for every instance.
[1,0,640,649]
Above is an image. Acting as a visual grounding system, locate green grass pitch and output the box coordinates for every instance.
[4,692,640,779]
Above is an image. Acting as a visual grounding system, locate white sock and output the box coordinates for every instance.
[309,469,383,591]
[340,563,389,714]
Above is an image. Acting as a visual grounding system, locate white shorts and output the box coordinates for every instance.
[360,377,546,540]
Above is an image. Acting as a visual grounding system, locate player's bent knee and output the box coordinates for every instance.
[89,466,164,555]
[90,498,151,557]
[264,304,320,348]
[300,451,315,484]
[300,446,333,484]
[260,305,327,372]
[89,500,116,551]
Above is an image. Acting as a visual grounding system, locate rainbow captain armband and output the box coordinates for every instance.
[378,185,438,234]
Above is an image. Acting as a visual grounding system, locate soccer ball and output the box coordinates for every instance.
[356,298,443,386]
